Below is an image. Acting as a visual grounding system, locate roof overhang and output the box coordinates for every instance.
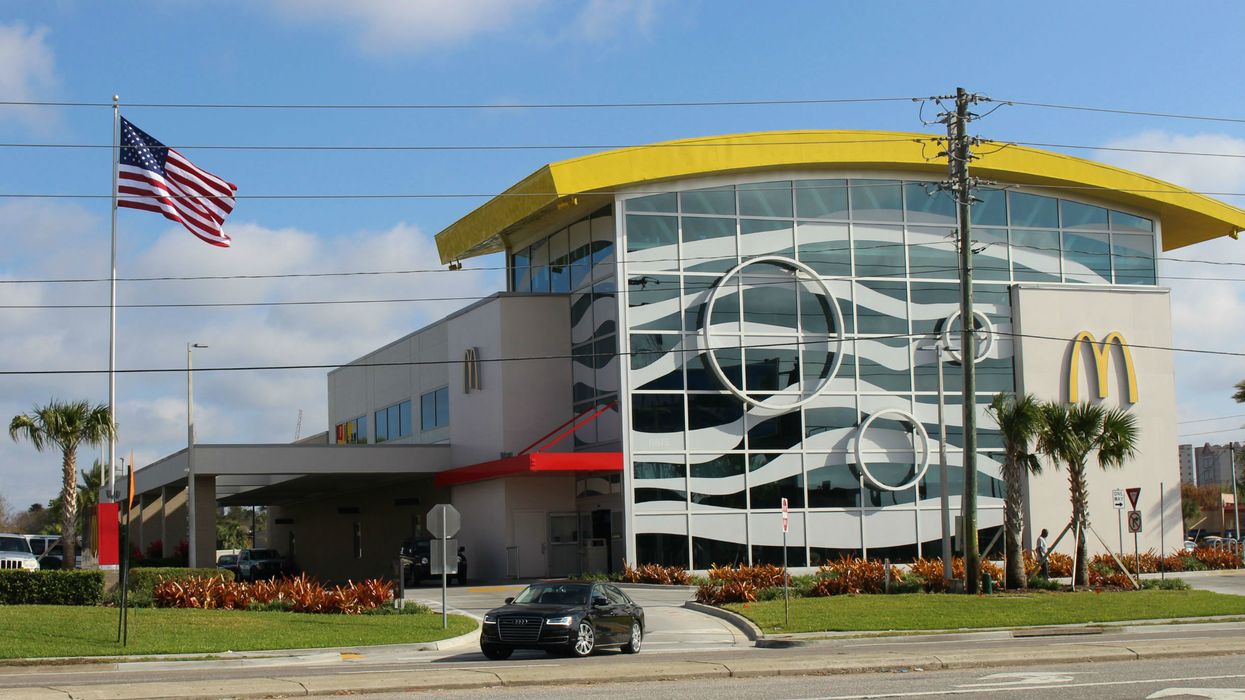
[434,451,622,487]
[434,129,1245,263]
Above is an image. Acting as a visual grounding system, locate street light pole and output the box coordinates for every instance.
[1231,441,1241,564]
[187,342,207,568]
[921,342,953,582]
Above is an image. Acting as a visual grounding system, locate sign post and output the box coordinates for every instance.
[1113,488,1125,554]
[1125,487,1142,580]
[781,497,789,627]
[428,504,461,630]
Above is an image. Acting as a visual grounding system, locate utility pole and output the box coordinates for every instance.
[943,87,982,593]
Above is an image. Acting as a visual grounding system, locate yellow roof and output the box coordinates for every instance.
[434,129,1245,263]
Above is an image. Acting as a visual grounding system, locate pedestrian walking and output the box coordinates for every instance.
[1036,528,1050,579]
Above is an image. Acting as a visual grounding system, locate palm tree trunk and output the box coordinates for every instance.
[1003,459,1026,589]
[1069,462,1089,586]
[61,449,77,570]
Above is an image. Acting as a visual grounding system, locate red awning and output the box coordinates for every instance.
[434,452,622,487]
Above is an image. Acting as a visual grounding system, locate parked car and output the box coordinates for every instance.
[236,548,288,581]
[22,534,59,558]
[1186,528,1210,543]
[480,581,645,660]
[37,540,82,570]
[216,553,242,579]
[0,533,40,571]
[399,538,467,586]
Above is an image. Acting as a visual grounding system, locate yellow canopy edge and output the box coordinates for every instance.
[435,130,1245,263]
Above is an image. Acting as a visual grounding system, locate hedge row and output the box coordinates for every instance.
[127,567,234,594]
[0,570,104,605]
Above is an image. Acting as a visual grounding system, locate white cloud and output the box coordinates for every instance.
[0,23,58,131]
[1092,132,1245,435]
[0,202,501,509]
[567,0,662,41]
[268,0,547,54]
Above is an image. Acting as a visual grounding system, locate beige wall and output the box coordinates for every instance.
[451,479,507,581]
[1013,284,1181,555]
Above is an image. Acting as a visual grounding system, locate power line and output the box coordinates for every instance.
[0,96,920,110]
[1178,427,1245,439]
[993,98,1245,126]
[1179,413,1245,425]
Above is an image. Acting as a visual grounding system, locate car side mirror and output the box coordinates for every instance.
[504,597,514,605]
[593,596,609,607]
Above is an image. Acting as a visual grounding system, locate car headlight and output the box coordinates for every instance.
[483,614,496,624]
[546,615,574,627]
[420,557,429,565]
[23,559,38,570]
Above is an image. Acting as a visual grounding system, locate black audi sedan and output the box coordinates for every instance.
[480,581,645,659]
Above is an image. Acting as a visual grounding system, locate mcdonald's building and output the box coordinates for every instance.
[132,131,1245,582]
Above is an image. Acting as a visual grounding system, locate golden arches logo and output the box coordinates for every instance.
[1067,331,1138,404]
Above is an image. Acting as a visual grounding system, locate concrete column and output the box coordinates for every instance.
[191,475,216,568]
[138,492,164,556]
[161,485,186,560]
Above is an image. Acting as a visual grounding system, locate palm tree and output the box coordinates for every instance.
[10,400,116,569]
[987,392,1045,589]
[1037,402,1139,586]
[1233,379,1245,404]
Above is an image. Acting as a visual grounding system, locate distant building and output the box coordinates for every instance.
[1196,443,1238,488]
[1179,444,1196,485]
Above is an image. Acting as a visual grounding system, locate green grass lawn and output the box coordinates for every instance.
[727,590,1245,634]
[0,606,477,660]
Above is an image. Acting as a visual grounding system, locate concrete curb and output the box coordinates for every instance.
[682,601,762,642]
[5,636,1243,699]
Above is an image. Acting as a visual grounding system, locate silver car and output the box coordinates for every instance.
[0,534,41,571]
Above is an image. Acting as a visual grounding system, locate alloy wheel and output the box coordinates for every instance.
[573,622,595,656]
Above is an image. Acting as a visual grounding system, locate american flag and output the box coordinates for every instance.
[116,117,237,247]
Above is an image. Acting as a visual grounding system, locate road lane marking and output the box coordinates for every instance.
[792,673,1245,700]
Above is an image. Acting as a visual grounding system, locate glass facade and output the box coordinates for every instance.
[420,387,449,431]
[617,176,1156,569]
[374,400,412,443]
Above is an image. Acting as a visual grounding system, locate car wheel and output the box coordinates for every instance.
[622,620,642,654]
[481,644,513,660]
[569,621,596,658]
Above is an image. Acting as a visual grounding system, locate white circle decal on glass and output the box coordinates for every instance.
[853,408,931,492]
[700,255,845,411]
[940,310,994,364]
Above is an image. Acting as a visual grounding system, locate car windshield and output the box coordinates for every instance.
[0,537,31,553]
[248,549,280,559]
[512,583,591,606]
[218,555,237,565]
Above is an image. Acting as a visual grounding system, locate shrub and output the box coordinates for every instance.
[1027,575,1061,591]
[128,567,234,595]
[1192,547,1242,570]
[152,574,393,614]
[0,570,104,605]
[620,563,692,586]
[810,556,900,596]
[1142,578,1190,591]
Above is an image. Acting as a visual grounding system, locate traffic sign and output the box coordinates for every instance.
[1127,510,1142,534]
[1112,488,1125,509]
[427,504,461,539]
[1126,487,1141,509]
[430,538,459,575]
[781,497,789,533]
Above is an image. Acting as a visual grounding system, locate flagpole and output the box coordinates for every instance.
[108,95,119,503]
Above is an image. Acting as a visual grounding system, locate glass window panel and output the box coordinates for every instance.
[796,221,850,276]
[795,178,849,219]
[627,274,681,331]
[1062,231,1112,283]
[748,453,804,508]
[625,214,678,253]
[850,179,902,221]
[420,392,436,431]
[801,339,851,389]
[690,455,747,511]
[741,268,798,331]
[971,187,1007,226]
[689,274,740,333]
[633,459,686,507]
[1009,192,1058,228]
[744,339,800,393]
[853,223,905,277]
[904,183,956,225]
[686,348,742,391]
[436,387,449,427]
[590,212,615,281]
[740,218,794,258]
[748,410,804,451]
[1060,200,1109,230]
[626,192,677,213]
[805,454,860,508]
[907,225,957,279]
[856,280,908,334]
[738,181,793,218]
[681,216,736,273]
[549,228,570,293]
[631,394,685,434]
[568,219,592,290]
[1110,209,1154,232]
[374,409,387,443]
[1011,228,1061,282]
[1113,233,1156,285]
[975,227,1010,281]
[529,238,550,293]
[399,400,411,437]
[805,404,856,441]
[387,404,400,440]
[908,281,959,334]
[687,393,744,432]
[630,334,683,390]
[357,416,367,444]
[637,532,689,568]
[856,336,912,392]
[511,247,531,292]
[681,186,736,216]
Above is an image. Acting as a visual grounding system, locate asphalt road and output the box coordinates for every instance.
[361,656,1245,700]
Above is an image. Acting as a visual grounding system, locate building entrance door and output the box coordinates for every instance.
[512,510,547,579]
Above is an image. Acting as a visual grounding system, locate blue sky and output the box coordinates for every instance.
[3,1,1245,511]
